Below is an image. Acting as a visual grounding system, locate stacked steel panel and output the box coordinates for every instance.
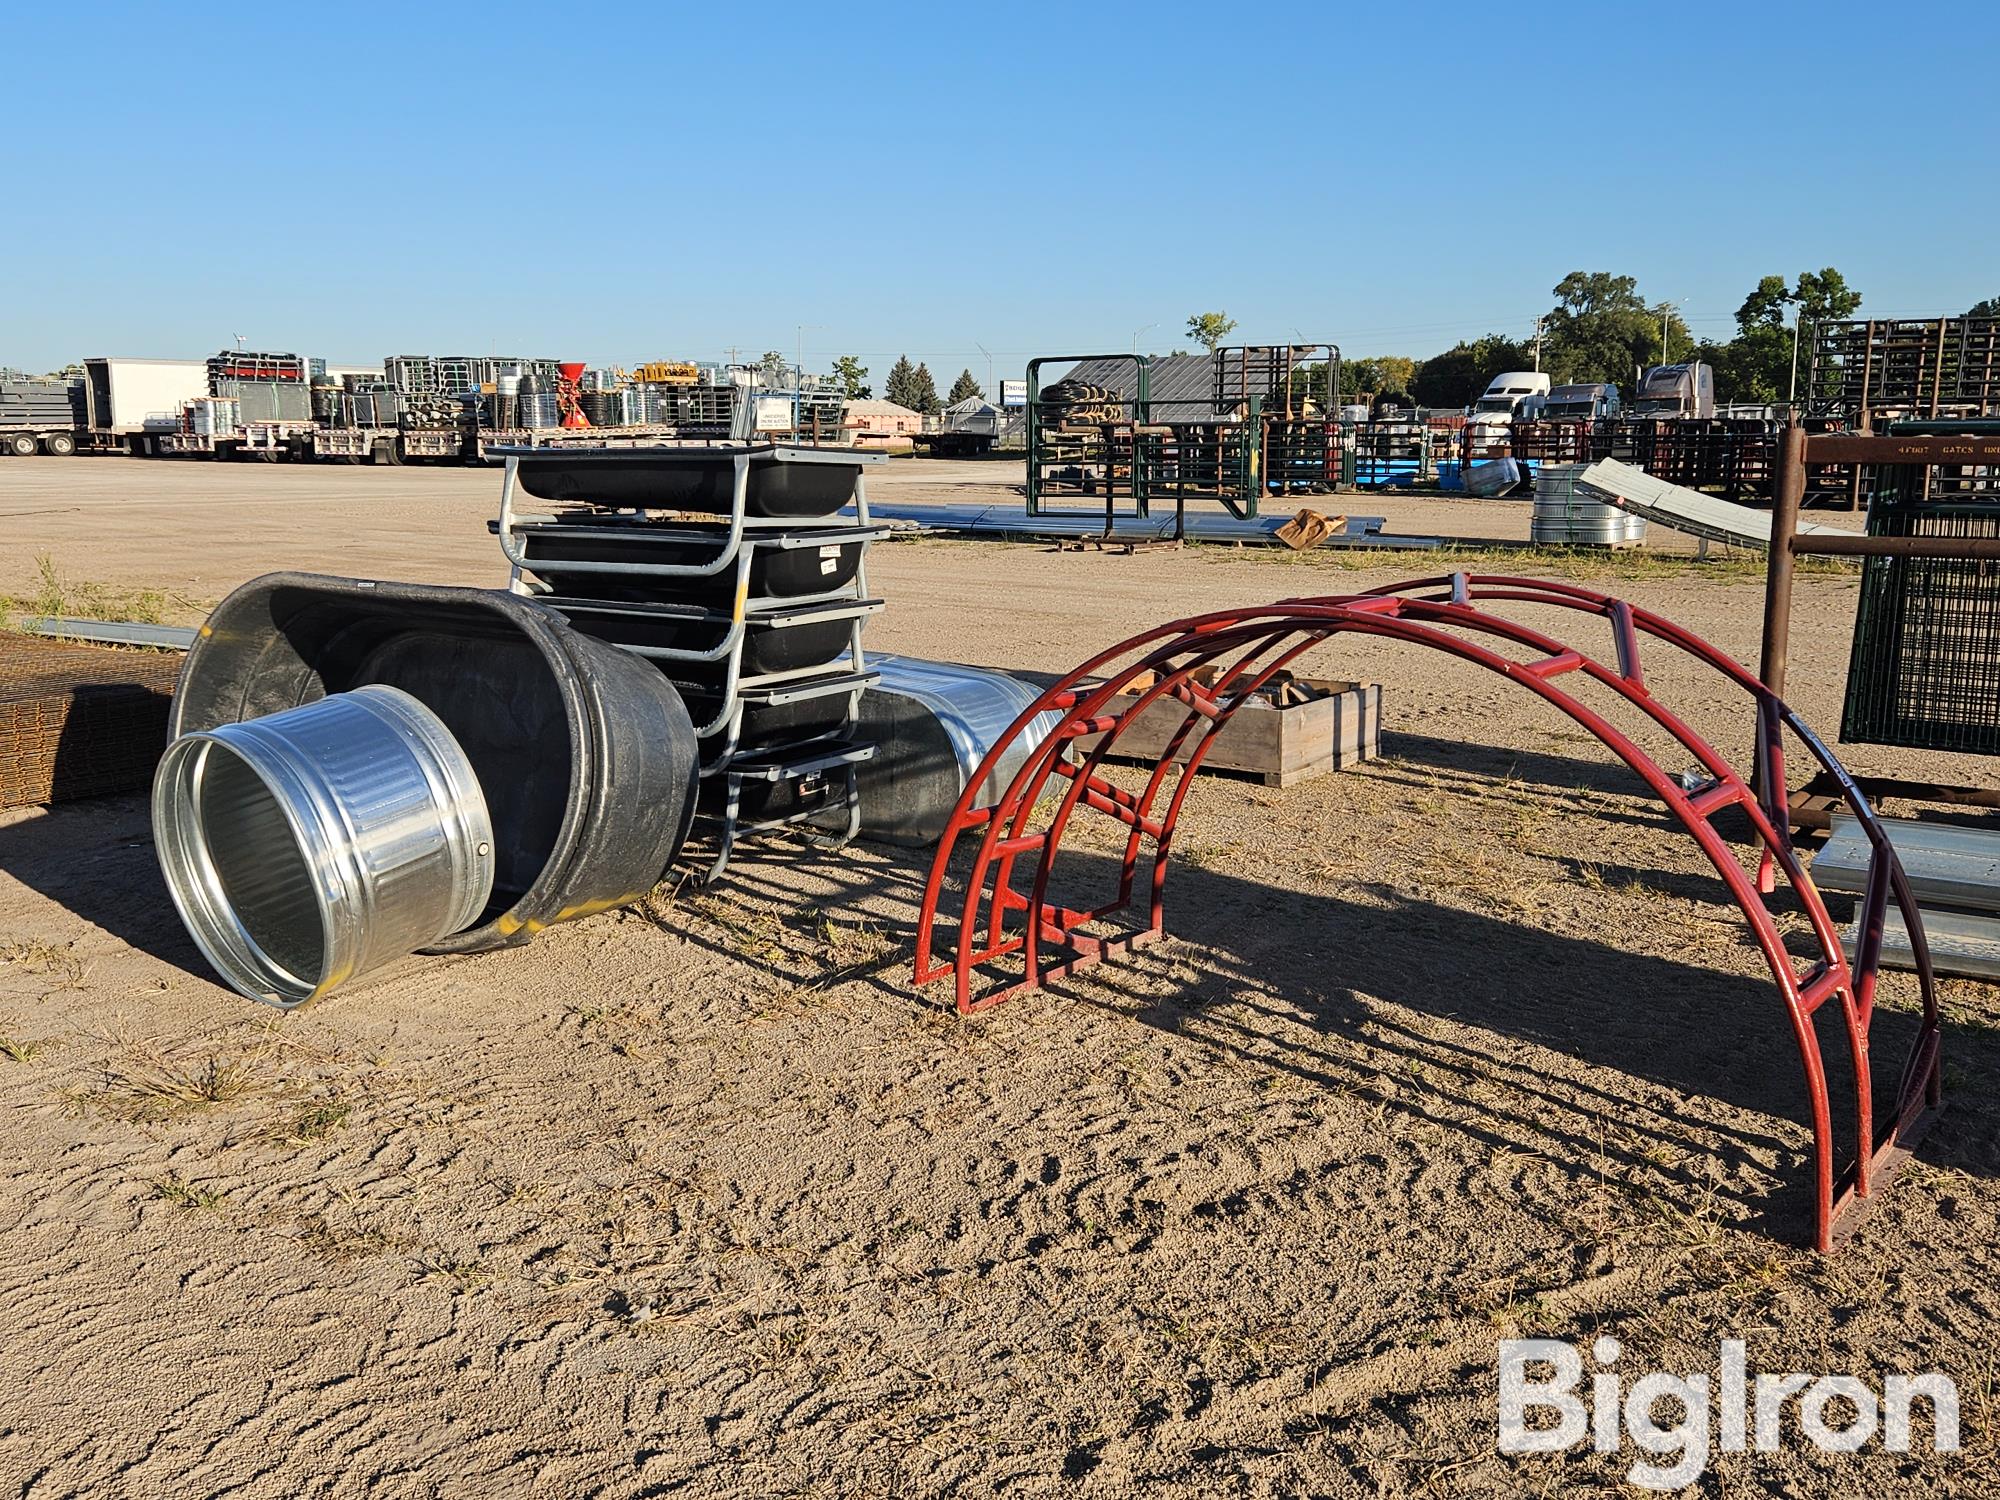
[385,355,561,396]
[0,377,83,428]
[1809,318,2000,424]
[206,350,307,390]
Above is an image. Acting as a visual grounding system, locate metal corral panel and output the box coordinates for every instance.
[1815,813,2000,912]
[217,380,312,424]
[1059,352,1218,413]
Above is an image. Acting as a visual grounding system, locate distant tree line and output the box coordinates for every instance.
[1383,269,1879,409]
[1202,276,1998,412]
[758,283,2000,419]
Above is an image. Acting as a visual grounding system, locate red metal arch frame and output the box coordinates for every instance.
[912,574,1942,1251]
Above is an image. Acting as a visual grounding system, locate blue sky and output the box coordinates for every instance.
[6,1,1992,384]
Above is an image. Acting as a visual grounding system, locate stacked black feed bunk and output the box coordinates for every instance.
[489,442,888,877]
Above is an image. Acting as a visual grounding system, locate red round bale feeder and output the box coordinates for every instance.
[911,574,1942,1252]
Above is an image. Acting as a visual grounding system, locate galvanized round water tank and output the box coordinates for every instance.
[152,684,494,1008]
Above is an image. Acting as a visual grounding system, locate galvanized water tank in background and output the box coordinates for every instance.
[1532,463,1645,546]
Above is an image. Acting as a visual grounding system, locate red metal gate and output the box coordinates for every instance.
[912,574,1942,1252]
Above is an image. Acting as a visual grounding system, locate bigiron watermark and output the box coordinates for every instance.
[1497,1337,1959,1490]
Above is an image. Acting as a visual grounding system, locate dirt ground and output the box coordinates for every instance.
[1,456,1996,1497]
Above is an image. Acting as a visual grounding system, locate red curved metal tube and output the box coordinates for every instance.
[912,575,1942,1252]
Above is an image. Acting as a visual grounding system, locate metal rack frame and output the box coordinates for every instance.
[493,445,884,878]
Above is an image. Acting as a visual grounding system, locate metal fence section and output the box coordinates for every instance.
[1809,318,2000,424]
[1025,346,1343,525]
[1843,459,2000,753]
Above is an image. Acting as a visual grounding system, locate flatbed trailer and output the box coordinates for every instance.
[1,376,86,456]
[2,425,83,457]
[469,424,682,460]
[909,430,997,458]
[310,427,466,464]
[309,424,684,464]
[160,423,318,459]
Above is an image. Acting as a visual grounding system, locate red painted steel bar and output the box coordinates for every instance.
[912,575,1942,1252]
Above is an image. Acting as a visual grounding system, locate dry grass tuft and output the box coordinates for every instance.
[85,1046,276,1123]
[3,553,188,628]
[0,1032,50,1063]
[260,1098,351,1145]
[0,938,88,991]
[414,1255,494,1295]
[152,1174,227,1212]
[815,913,892,977]
[291,1213,409,1263]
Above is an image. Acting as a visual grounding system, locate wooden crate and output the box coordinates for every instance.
[1074,666,1379,787]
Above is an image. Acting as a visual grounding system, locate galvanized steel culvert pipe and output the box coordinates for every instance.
[152,684,495,1008]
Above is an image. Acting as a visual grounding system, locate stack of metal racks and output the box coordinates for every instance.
[490,443,888,877]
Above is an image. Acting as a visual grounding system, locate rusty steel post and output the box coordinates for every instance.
[1760,423,1808,696]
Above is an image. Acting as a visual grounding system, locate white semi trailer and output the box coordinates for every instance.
[81,358,210,454]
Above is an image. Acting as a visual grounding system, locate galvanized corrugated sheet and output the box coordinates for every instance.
[1574,459,1842,551]
[1816,814,2000,912]
[1842,904,2000,981]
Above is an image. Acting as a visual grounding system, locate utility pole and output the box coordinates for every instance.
[1789,312,1805,406]
[976,340,994,397]
[1532,316,1544,372]
[1131,322,1156,355]
[793,324,824,437]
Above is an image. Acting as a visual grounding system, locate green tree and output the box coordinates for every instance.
[1185,312,1238,355]
[1701,269,1860,403]
[1737,275,1792,331]
[1968,297,2000,320]
[1541,271,1689,385]
[910,362,941,415]
[1709,275,1796,403]
[1409,334,1535,409]
[1370,355,1416,395]
[831,355,870,399]
[757,350,789,386]
[1333,358,1411,398]
[947,368,983,405]
[1793,268,1861,326]
[884,355,920,410]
